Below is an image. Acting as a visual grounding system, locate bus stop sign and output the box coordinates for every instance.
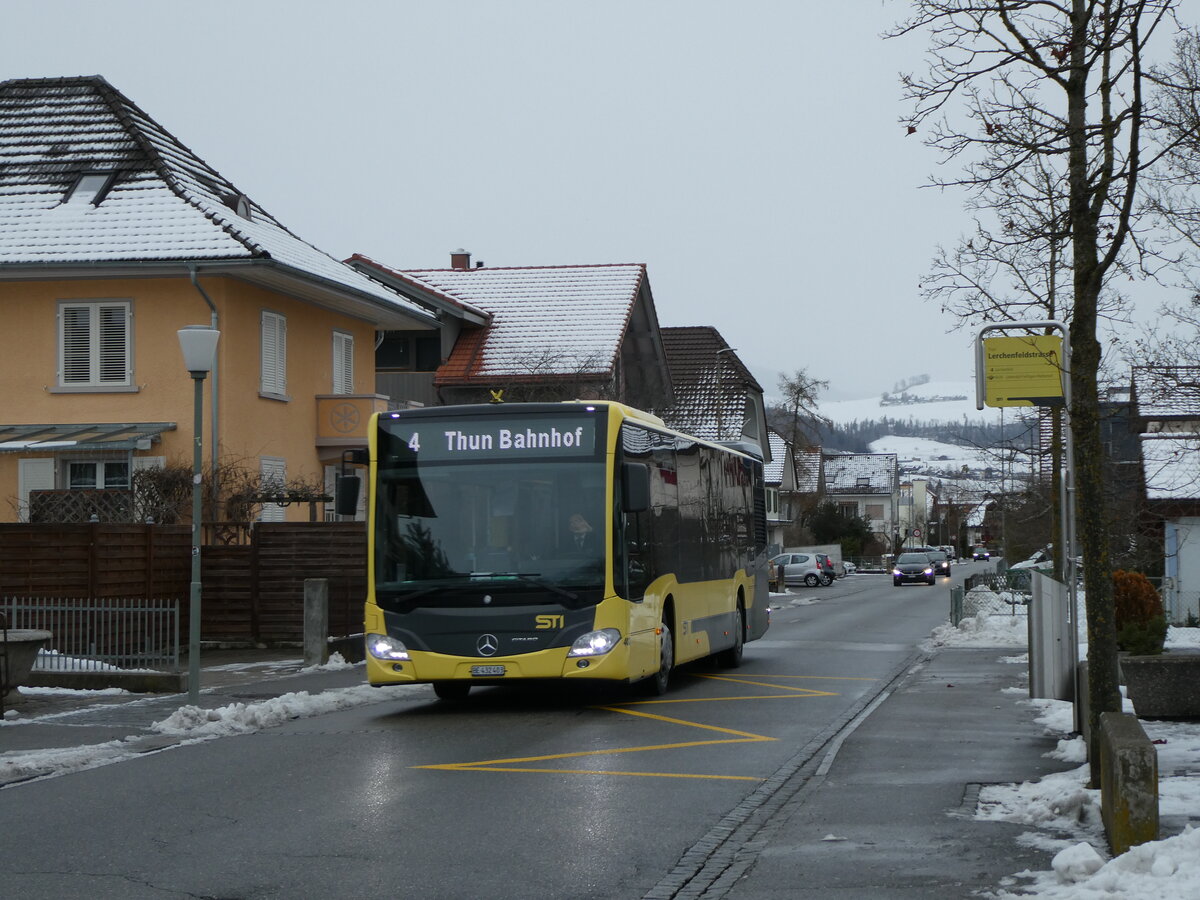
[982,335,1064,407]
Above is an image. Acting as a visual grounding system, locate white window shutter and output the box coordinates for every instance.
[323,465,338,522]
[97,304,129,384]
[332,332,354,394]
[261,311,287,395]
[18,458,55,522]
[60,306,91,384]
[259,456,286,522]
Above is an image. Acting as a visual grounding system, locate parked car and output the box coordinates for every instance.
[771,552,824,588]
[940,545,957,561]
[893,552,936,586]
[927,549,951,577]
[972,547,991,561]
[842,560,858,575]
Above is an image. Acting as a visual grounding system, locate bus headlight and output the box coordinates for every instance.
[566,628,622,658]
[367,633,411,661]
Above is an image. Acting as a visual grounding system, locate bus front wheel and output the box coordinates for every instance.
[432,681,470,702]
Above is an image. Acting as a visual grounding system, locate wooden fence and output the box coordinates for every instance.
[0,522,366,646]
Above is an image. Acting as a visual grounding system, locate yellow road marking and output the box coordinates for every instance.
[414,671,873,781]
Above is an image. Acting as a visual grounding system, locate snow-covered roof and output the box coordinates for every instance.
[657,326,762,442]
[1131,366,1200,423]
[795,447,822,493]
[397,263,646,382]
[0,76,434,329]
[764,431,788,486]
[1141,434,1200,501]
[823,452,897,495]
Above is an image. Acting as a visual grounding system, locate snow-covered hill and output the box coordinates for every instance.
[820,379,1010,427]
[819,379,1033,496]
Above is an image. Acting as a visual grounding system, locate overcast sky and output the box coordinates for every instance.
[0,1,1172,400]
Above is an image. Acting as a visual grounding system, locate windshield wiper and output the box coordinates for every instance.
[469,572,579,602]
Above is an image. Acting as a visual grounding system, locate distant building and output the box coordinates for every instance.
[822,452,899,548]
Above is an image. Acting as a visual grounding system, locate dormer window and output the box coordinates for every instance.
[227,193,252,220]
[66,171,114,206]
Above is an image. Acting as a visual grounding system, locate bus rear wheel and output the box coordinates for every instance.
[718,604,745,668]
[432,681,470,702]
[649,622,674,695]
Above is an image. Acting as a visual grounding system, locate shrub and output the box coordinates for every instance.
[1113,569,1166,655]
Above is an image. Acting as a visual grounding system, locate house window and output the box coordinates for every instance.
[866,504,884,520]
[839,502,858,517]
[68,460,130,490]
[856,476,872,487]
[332,331,354,394]
[766,487,779,516]
[58,300,131,387]
[261,310,287,398]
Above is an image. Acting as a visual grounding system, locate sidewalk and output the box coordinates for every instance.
[724,647,1081,898]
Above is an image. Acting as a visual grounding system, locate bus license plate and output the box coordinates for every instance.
[471,665,506,677]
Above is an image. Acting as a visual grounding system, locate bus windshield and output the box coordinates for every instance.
[373,413,607,609]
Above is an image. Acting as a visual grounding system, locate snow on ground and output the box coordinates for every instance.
[934,598,1200,900]
[0,654,421,785]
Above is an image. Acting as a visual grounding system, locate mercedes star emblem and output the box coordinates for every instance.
[476,633,499,657]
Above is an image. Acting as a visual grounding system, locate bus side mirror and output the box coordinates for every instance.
[335,474,361,517]
[621,462,650,513]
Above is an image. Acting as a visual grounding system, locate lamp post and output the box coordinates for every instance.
[715,347,738,440]
[177,325,220,705]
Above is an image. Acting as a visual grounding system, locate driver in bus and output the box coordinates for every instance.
[567,513,597,554]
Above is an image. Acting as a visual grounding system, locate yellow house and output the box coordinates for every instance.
[0,76,437,524]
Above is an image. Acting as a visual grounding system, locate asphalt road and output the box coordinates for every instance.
[0,566,974,900]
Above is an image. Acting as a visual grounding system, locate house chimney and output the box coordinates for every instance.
[450,248,471,270]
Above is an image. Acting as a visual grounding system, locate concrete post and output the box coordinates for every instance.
[303,578,329,667]
[1099,711,1159,855]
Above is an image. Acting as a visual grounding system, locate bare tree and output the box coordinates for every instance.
[891,0,1180,769]
[776,368,830,450]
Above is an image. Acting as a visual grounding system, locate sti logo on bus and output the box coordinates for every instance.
[535,615,564,630]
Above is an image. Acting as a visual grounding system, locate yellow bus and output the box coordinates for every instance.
[340,401,770,700]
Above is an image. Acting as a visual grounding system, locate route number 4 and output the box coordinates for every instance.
[408,433,420,452]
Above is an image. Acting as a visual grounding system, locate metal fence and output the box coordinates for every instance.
[1161,587,1200,626]
[0,596,180,672]
[950,574,1032,627]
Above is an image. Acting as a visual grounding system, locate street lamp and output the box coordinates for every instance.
[715,347,738,439]
[177,325,219,705]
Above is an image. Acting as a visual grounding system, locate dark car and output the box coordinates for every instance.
[927,550,951,577]
[815,553,837,585]
[893,552,935,586]
[973,547,991,561]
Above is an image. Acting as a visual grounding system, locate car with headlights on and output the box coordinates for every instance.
[893,552,936,586]
[926,549,951,577]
